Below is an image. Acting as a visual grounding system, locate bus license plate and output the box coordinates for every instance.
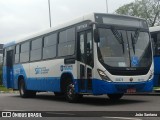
[127,88,136,93]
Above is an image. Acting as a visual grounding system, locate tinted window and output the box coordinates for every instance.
[15,54,19,63]
[86,32,93,66]
[3,49,6,65]
[30,49,41,61]
[3,49,5,56]
[16,45,19,54]
[30,38,42,61]
[43,45,56,59]
[43,33,57,59]
[44,33,57,47]
[59,27,75,43]
[21,42,29,52]
[20,42,30,62]
[67,27,75,41]
[59,30,67,43]
[80,33,85,62]
[151,32,160,56]
[20,52,29,62]
[15,45,20,63]
[0,50,3,54]
[58,27,75,57]
[58,41,75,56]
[32,38,42,50]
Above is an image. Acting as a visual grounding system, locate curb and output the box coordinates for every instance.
[0,91,18,94]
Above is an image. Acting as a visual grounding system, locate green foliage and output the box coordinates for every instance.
[0,85,13,92]
[115,0,160,27]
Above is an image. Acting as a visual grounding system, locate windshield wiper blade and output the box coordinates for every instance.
[131,33,136,54]
[111,27,125,53]
[131,29,140,54]
[134,29,140,44]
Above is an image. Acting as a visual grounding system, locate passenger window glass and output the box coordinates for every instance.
[44,33,57,47]
[58,27,75,57]
[43,33,57,59]
[32,38,42,50]
[21,42,29,53]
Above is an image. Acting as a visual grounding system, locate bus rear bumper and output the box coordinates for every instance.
[92,79,153,95]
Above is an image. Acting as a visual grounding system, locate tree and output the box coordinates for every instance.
[115,0,160,27]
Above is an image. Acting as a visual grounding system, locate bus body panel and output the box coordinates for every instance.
[150,26,160,87]
[11,59,78,92]
[3,66,14,89]
[153,56,160,86]
[92,79,153,95]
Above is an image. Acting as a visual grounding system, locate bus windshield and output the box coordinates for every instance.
[97,28,152,68]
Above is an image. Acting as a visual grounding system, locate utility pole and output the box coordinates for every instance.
[48,0,52,28]
[106,0,108,13]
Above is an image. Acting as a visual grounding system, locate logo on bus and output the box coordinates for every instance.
[60,65,73,72]
[131,56,139,67]
[35,67,49,74]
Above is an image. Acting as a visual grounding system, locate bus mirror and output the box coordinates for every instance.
[94,29,100,42]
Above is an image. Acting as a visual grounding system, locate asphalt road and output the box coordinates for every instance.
[0,93,160,120]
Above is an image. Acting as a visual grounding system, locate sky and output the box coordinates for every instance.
[0,0,134,44]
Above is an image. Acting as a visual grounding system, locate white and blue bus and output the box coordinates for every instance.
[150,26,160,87]
[3,13,153,102]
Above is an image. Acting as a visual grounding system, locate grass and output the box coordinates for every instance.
[0,85,13,92]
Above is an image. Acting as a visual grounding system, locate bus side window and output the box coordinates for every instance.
[86,32,93,66]
[15,45,20,63]
[20,42,30,63]
[3,49,6,66]
[80,33,85,63]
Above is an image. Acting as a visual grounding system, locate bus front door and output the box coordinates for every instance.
[78,31,93,93]
[6,50,14,88]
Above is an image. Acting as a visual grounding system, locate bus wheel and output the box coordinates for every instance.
[54,92,64,96]
[107,93,124,101]
[19,79,36,98]
[66,83,80,103]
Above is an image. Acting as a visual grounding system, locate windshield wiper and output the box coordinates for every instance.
[131,29,140,54]
[111,27,125,53]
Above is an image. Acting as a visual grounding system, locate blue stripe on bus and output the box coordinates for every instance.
[91,79,153,95]
[13,64,28,89]
[153,56,160,86]
[26,77,60,92]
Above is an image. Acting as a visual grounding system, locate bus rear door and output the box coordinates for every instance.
[6,50,14,88]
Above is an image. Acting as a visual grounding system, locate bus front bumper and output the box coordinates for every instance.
[92,79,153,95]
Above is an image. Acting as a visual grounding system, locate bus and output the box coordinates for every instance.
[150,26,160,87]
[3,13,153,102]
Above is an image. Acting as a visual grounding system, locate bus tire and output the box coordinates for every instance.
[19,79,36,98]
[65,82,81,103]
[107,93,124,101]
[54,92,64,96]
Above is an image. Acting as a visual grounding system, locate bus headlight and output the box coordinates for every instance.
[97,69,112,82]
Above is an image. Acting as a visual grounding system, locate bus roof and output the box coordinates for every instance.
[149,26,160,32]
[4,13,146,48]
